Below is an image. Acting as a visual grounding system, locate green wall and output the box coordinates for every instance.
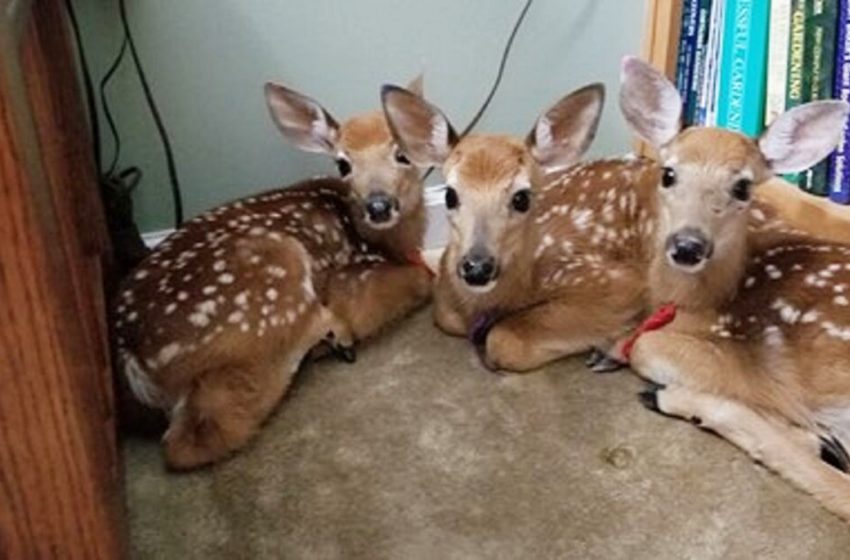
[77,0,647,233]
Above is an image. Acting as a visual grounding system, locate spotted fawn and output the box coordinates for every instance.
[619,56,850,522]
[113,77,432,469]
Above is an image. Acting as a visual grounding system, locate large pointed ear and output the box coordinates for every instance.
[406,73,424,97]
[619,56,682,148]
[264,82,340,154]
[381,84,458,167]
[758,100,849,174]
[526,83,605,172]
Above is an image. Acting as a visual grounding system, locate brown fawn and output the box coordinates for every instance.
[618,56,850,522]
[113,77,432,469]
[380,82,821,372]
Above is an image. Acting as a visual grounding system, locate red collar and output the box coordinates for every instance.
[620,303,677,362]
[406,250,435,277]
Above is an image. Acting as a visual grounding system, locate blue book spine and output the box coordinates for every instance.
[676,0,699,121]
[688,0,714,124]
[829,0,850,204]
[716,0,772,136]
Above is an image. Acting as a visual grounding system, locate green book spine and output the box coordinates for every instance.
[801,0,839,195]
[784,0,809,186]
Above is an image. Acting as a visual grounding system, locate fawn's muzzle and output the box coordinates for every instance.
[666,228,713,270]
[364,191,399,224]
[458,250,499,287]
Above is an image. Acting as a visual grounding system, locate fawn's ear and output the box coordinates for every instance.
[406,73,424,97]
[758,100,850,174]
[619,56,682,148]
[526,83,605,172]
[264,82,340,154]
[381,84,458,167]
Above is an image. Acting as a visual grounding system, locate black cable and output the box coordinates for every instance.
[422,0,534,181]
[64,0,102,174]
[118,0,184,226]
[460,0,534,137]
[100,36,129,176]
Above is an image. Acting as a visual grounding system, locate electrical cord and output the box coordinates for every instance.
[460,0,534,138]
[422,0,534,181]
[118,0,184,226]
[64,0,102,175]
[100,36,129,176]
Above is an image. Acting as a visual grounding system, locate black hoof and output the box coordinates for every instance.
[637,382,669,415]
[820,436,850,473]
[638,388,660,413]
[585,348,604,367]
[333,345,357,364]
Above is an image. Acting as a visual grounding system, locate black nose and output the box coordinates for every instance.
[667,228,713,267]
[365,192,397,223]
[458,253,498,286]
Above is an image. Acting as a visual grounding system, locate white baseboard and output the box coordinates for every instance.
[142,185,449,250]
[141,229,174,248]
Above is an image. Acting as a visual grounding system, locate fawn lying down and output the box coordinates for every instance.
[618,56,850,522]
[380,82,837,372]
[113,77,432,469]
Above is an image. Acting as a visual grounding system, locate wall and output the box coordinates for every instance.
[76,0,648,233]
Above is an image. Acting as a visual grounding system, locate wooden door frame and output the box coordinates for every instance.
[0,1,125,557]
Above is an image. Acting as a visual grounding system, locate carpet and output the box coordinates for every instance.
[124,308,850,559]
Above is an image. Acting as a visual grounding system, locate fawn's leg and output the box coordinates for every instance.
[482,299,640,372]
[640,384,850,522]
[630,329,809,424]
[164,302,343,470]
[323,262,432,341]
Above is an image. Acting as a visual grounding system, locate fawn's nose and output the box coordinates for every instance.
[365,191,398,224]
[458,251,499,287]
[666,228,713,269]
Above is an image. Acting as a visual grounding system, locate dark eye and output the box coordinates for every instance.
[732,178,752,202]
[445,187,459,210]
[336,158,352,177]
[661,166,676,188]
[511,189,531,213]
[394,149,411,166]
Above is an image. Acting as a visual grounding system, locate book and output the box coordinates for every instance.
[701,0,726,125]
[784,0,808,186]
[689,0,714,125]
[800,0,840,196]
[828,0,850,204]
[765,0,793,126]
[676,0,700,124]
[716,0,771,136]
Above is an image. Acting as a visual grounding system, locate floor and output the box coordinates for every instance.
[124,308,850,559]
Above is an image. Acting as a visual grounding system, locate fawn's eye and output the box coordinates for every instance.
[394,149,411,166]
[661,166,676,188]
[511,189,531,213]
[732,178,752,202]
[336,158,352,177]
[445,187,459,210]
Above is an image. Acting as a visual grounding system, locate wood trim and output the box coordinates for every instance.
[0,1,124,557]
[641,0,682,77]
[637,0,682,155]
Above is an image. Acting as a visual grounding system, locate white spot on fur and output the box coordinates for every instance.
[188,312,210,327]
[218,273,235,284]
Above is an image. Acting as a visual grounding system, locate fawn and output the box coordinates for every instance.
[380,82,815,372]
[618,56,850,521]
[113,77,432,469]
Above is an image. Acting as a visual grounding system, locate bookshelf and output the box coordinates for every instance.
[641,0,850,227]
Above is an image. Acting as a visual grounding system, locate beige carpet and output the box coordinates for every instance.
[124,308,850,559]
